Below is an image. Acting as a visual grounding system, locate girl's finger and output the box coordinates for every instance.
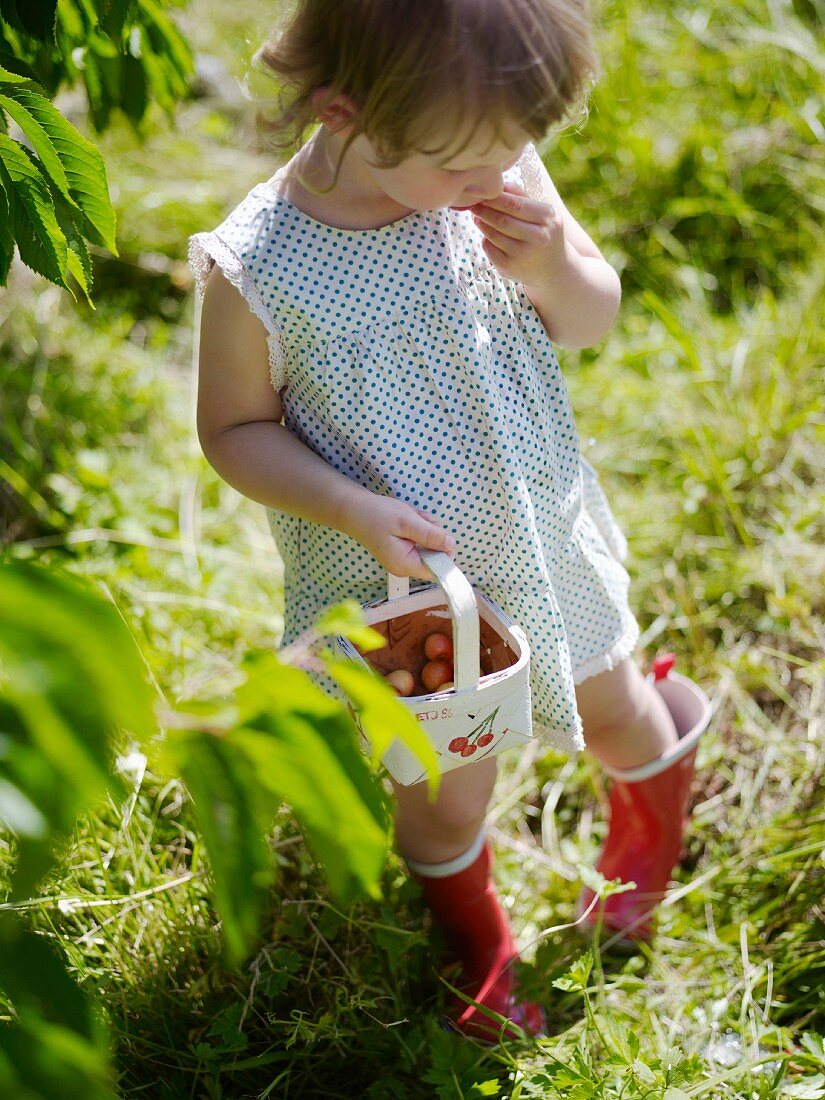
[472,206,531,242]
[409,554,436,581]
[473,219,520,254]
[414,507,438,522]
[480,236,514,271]
[411,516,455,553]
[476,188,549,227]
[409,508,455,552]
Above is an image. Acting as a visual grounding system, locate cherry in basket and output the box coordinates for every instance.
[424,632,454,661]
[385,669,415,697]
[421,659,453,693]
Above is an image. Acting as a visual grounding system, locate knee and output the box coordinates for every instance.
[392,758,496,834]
[426,786,491,834]
[577,673,648,745]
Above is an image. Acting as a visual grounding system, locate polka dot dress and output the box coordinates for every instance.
[190,144,638,754]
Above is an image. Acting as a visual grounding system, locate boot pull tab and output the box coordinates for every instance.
[652,653,677,681]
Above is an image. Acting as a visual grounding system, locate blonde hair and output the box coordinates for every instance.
[256,0,597,184]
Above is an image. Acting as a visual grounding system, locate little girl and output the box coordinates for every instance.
[191,0,711,1043]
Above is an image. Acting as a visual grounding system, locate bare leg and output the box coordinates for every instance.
[575,658,678,770]
[389,757,498,863]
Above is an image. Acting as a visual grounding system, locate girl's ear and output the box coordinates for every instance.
[310,87,359,134]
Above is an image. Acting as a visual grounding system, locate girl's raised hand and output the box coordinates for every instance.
[344,492,456,580]
[470,182,570,290]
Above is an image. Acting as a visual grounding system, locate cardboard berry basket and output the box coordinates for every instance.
[335,548,533,786]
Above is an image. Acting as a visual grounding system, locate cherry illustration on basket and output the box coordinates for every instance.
[446,708,501,758]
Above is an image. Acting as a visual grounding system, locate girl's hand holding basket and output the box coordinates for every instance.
[344,491,456,581]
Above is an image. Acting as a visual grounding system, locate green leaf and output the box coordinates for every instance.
[0,133,69,289]
[0,89,73,202]
[80,51,111,132]
[0,912,116,1095]
[54,0,83,41]
[474,1081,502,1096]
[782,1079,825,1100]
[136,28,175,114]
[137,0,194,83]
[2,84,116,251]
[552,951,593,993]
[0,561,156,895]
[52,188,93,302]
[0,180,13,284]
[86,28,121,63]
[325,655,442,794]
[0,1018,117,1099]
[240,652,390,833]
[93,51,122,107]
[577,863,637,898]
[632,1059,658,1085]
[237,716,388,902]
[0,53,39,84]
[166,652,390,965]
[315,599,387,654]
[119,52,148,123]
[0,562,155,746]
[170,713,385,967]
[0,775,49,837]
[0,913,96,1038]
[234,651,342,724]
[98,0,133,38]
[6,0,58,42]
[165,730,276,966]
[0,63,29,84]
[663,1090,691,1100]
[801,1033,825,1066]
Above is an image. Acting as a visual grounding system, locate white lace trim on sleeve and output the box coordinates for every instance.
[518,142,552,203]
[188,231,288,393]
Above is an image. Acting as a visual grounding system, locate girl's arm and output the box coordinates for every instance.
[471,157,621,349]
[197,267,454,579]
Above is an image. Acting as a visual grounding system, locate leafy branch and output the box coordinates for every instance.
[0,0,193,296]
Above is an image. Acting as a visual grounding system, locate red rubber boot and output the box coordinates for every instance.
[577,655,712,946]
[407,829,546,1043]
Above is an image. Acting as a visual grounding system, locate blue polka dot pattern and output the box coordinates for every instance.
[190,145,639,754]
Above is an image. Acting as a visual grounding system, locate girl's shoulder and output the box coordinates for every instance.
[192,181,282,257]
[188,178,310,312]
[188,182,293,360]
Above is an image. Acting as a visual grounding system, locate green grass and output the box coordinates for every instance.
[1,0,824,1094]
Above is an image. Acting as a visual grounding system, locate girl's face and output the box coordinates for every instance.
[349,119,532,214]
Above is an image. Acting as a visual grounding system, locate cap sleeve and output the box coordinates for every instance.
[505,142,553,204]
[189,197,287,394]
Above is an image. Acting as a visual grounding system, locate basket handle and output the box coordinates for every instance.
[387,550,480,691]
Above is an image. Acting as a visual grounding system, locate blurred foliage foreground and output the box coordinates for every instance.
[0,561,445,1096]
[0,0,824,1095]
